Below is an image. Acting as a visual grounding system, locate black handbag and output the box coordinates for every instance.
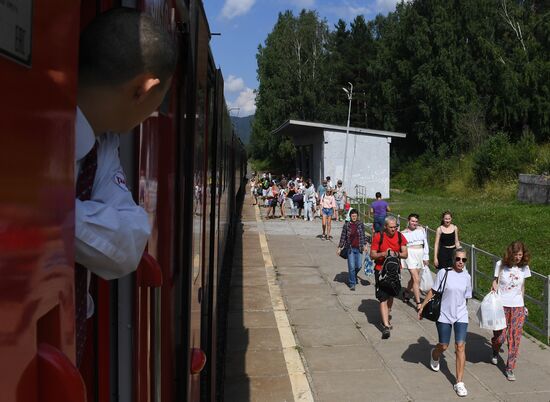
[339,245,349,259]
[421,268,450,322]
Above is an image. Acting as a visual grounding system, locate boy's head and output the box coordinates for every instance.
[78,8,178,133]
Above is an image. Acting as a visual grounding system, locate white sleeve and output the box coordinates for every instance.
[432,269,443,292]
[422,228,430,260]
[523,265,531,278]
[75,200,150,280]
[75,134,150,280]
[465,273,473,299]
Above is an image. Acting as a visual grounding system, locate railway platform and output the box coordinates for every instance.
[223,197,550,402]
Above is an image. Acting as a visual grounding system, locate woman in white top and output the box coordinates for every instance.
[418,248,472,397]
[401,213,429,308]
[490,241,531,381]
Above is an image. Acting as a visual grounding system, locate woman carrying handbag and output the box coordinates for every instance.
[418,248,472,397]
[336,209,367,291]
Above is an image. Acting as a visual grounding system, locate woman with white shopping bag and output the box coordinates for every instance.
[420,265,434,293]
[401,213,430,309]
[490,241,532,382]
[478,292,507,331]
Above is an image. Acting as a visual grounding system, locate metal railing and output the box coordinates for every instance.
[349,185,550,344]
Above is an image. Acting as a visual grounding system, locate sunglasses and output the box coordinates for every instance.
[455,257,468,263]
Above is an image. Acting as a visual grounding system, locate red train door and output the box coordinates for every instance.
[0,1,85,401]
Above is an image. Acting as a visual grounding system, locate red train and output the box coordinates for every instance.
[0,0,246,401]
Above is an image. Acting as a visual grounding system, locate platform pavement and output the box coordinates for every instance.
[224,201,550,402]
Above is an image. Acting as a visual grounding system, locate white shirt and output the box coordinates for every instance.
[401,227,429,261]
[433,268,472,324]
[494,260,531,307]
[75,107,150,281]
[304,186,316,202]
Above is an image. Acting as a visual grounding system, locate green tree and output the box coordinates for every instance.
[250,10,331,169]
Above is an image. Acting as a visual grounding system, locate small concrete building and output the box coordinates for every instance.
[272,120,406,198]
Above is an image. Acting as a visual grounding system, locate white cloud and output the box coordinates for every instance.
[374,0,411,14]
[287,0,315,7]
[221,0,255,19]
[225,75,245,93]
[228,88,256,116]
[323,1,370,20]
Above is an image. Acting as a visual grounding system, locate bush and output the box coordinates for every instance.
[533,144,550,175]
[472,132,537,186]
[392,147,470,194]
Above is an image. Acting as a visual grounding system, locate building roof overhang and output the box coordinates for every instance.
[271,119,407,139]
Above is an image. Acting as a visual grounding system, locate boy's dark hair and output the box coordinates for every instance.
[375,192,382,198]
[408,213,419,220]
[79,8,177,87]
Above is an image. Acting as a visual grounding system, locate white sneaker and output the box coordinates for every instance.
[430,348,440,372]
[454,382,468,397]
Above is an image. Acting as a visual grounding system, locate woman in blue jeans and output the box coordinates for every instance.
[337,209,367,291]
[418,248,472,397]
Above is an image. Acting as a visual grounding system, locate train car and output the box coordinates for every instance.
[0,0,246,401]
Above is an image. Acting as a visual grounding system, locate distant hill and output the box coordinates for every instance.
[231,115,254,145]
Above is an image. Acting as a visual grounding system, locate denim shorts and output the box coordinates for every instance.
[436,321,468,344]
[322,207,333,216]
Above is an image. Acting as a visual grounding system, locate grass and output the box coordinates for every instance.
[356,191,550,343]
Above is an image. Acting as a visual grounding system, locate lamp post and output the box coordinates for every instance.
[342,82,353,187]
[228,107,240,117]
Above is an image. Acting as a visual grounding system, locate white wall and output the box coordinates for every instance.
[322,130,390,198]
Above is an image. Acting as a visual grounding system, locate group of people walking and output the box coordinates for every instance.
[336,206,532,398]
[249,173,348,240]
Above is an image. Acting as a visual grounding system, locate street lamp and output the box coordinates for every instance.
[341,82,353,187]
[228,107,240,117]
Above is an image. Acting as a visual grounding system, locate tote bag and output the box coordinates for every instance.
[421,268,449,322]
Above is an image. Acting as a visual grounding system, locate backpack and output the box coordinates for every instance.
[377,232,402,296]
[292,193,303,203]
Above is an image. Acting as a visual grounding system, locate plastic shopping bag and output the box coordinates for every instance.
[477,292,507,331]
[420,265,434,293]
[363,254,374,276]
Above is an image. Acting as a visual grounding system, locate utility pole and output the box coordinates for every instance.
[342,82,353,186]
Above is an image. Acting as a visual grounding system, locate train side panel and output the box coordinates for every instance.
[0,1,84,401]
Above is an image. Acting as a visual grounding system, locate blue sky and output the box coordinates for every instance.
[203,0,407,116]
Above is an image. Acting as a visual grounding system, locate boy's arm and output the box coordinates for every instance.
[75,199,150,279]
[75,135,151,280]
